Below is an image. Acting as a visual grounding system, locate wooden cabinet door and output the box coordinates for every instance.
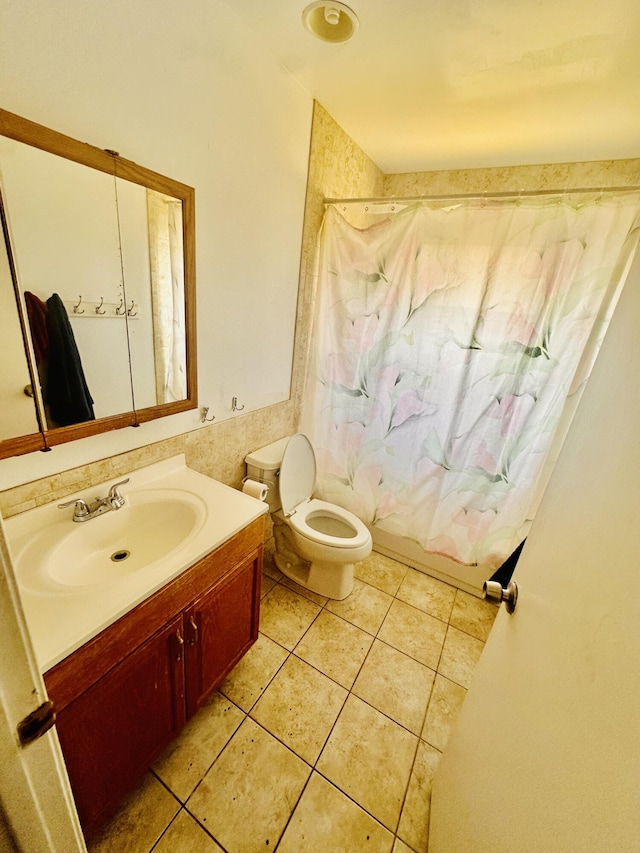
[184,552,260,718]
[53,615,186,837]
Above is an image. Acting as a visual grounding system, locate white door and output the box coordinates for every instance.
[429,253,640,853]
[0,516,85,853]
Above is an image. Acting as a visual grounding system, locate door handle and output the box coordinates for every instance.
[483,580,518,614]
[174,629,184,660]
[188,616,199,646]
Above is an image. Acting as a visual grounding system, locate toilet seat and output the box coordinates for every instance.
[289,498,371,550]
[280,434,370,551]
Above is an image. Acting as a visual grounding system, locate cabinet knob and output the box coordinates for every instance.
[188,616,199,646]
[175,629,184,661]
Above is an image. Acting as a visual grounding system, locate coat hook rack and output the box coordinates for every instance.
[63,297,142,320]
[200,406,216,423]
[232,396,245,412]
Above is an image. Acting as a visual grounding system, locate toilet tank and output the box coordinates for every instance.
[245,436,291,512]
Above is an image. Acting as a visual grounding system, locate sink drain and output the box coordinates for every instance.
[110,549,130,562]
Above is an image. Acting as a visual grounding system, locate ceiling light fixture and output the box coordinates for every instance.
[302,2,359,44]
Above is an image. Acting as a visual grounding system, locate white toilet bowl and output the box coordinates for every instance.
[245,434,372,600]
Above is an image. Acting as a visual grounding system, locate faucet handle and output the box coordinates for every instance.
[58,498,90,518]
[108,478,130,507]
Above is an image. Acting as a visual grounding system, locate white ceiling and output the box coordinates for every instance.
[231,0,640,173]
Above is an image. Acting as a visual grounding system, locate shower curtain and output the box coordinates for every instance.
[301,194,640,570]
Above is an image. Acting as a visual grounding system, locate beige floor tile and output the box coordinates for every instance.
[219,632,288,711]
[153,693,244,801]
[251,655,347,763]
[422,674,467,752]
[438,626,485,689]
[450,589,499,641]
[259,584,321,650]
[280,574,329,606]
[278,772,394,853]
[153,810,225,852]
[261,574,277,599]
[326,578,393,635]
[294,610,374,689]
[317,694,418,832]
[352,640,435,735]
[87,773,179,853]
[187,717,310,853]
[378,599,447,670]
[355,552,408,596]
[397,741,441,853]
[392,839,416,853]
[396,568,456,623]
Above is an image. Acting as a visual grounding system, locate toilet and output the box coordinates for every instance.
[245,434,372,600]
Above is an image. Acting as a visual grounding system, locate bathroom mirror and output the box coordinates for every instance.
[0,109,196,458]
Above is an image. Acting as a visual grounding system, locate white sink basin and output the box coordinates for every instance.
[5,454,269,672]
[17,489,207,593]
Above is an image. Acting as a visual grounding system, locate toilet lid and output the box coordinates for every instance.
[280,433,316,516]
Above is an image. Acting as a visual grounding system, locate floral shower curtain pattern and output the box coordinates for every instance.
[302,195,640,569]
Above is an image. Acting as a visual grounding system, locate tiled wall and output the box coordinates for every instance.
[289,103,385,424]
[0,402,297,517]
[2,102,639,520]
[384,158,640,196]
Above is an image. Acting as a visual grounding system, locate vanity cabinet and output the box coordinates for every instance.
[44,517,263,838]
[184,555,256,717]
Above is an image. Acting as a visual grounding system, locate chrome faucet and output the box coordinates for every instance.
[58,478,130,522]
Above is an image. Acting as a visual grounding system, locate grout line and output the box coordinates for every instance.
[259,569,477,728]
[182,802,232,853]
[144,807,185,853]
[270,770,314,851]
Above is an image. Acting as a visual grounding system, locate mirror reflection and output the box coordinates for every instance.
[0,136,131,427]
[0,110,194,459]
[0,211,41,441]
[119,180,187,408]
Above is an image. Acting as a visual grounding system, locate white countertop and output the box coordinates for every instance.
[4,455,268,672]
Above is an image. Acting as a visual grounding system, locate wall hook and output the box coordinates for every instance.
[127,299,138,317]
[95,296,106,315]
[200,406,216,423]
[232,396,245,412]
[115,298,125,315]
[73,295,84,314]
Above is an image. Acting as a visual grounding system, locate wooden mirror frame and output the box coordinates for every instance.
[0,109,197,459]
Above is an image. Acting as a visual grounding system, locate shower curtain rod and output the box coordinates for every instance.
[325,185,640,205]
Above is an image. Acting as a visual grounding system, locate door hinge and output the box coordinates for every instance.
[17,700,56,747]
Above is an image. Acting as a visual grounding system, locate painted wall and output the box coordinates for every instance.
[0,0,312,490]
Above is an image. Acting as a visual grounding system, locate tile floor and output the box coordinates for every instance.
[88,548,498,853]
